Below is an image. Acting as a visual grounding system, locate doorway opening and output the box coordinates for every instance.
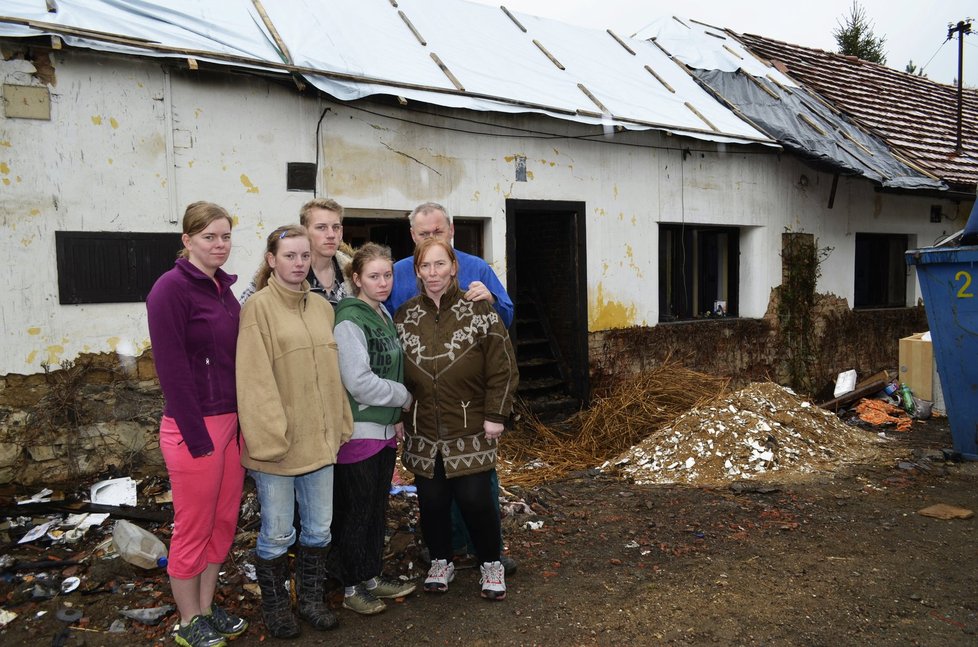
[506,199,588,418]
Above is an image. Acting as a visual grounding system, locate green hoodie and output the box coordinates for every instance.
[333,297,405,426]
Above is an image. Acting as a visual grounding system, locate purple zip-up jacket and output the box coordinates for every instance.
[147,257,240,457]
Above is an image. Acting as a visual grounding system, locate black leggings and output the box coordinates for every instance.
[415,455,501,565]
[331,446,396,586]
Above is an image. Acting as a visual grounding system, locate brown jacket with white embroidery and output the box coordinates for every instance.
[394,284,518,478]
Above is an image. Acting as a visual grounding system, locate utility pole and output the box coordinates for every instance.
[947,19,973,155]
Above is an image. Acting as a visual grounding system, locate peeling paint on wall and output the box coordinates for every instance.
[623,244,643,277]
[44,345,64,365]
[91,115,102,125]
[0,141,10,147]
[109,117,119,129]
[26,350,37,364]
[27,327,40,335]
[588,283,638,331]
[240,174,259,193]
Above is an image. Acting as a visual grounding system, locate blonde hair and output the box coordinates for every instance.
[252,225,308,290]
[299,198,344,228]
[178,201,232,259]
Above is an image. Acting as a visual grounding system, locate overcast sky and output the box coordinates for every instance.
[468,0,977,86]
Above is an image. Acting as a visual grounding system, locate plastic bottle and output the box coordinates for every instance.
[899,383,916,415]
[112,519,168,569]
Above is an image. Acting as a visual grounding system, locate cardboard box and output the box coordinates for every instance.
[898,332,939,404]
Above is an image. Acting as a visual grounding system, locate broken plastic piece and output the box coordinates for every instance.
[90,477,137,506]
[119,605,174,625]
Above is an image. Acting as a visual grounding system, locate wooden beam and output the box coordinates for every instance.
[500,6,527,32]
[252,0,293,64]
[430,52,464,91]
[533,39,565,70]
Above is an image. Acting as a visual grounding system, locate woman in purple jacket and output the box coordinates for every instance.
[146,202,248,647]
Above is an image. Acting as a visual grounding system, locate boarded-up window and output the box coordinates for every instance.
[55,232,182,304]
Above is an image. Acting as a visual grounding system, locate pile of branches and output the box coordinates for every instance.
[500,361,729,487]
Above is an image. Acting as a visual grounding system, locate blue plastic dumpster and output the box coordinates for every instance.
[906,204,978,459]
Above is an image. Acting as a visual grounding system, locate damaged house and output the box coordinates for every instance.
[0,0,971,480]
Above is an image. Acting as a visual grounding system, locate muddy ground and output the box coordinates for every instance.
[1,416,976,646]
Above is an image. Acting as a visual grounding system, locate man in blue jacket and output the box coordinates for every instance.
[386,202,513,327]
[386,201,516,576]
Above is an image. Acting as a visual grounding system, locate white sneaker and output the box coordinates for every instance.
[424,558,455,593]
[479,560,506,601]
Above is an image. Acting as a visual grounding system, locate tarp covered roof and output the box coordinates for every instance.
[0,0,776,147]
[739,32,978,192]
[635,17,946,192]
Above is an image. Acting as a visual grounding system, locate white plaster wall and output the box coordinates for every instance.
[0,48,964,376]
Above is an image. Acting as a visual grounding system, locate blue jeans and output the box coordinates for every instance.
[250,466,334,560]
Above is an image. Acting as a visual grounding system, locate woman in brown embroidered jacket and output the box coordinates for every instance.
[394,238,518,601]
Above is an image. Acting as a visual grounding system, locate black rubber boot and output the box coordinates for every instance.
[295,545,338,631]
[255,554,301,639]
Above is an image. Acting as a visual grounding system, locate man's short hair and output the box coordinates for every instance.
[408,201,452,228]
[300,198,344,228]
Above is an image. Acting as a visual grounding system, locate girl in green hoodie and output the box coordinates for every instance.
[332,243,417,615]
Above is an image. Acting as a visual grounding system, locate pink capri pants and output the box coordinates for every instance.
[160,413,245,579]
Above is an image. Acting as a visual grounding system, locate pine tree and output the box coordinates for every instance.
[833,1,887,64]
[904,60,927,77]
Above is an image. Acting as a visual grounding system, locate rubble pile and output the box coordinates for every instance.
[610,382,889,486]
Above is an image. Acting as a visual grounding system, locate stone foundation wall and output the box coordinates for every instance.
[0,302,931,485]
[589,300,929,394]
[0,352,164,484]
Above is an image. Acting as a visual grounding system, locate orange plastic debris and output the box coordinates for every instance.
[854,398,912,432]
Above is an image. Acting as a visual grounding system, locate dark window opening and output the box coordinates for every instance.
[342,217,483,261]
[659,224,740,321]
[854,233,908,308]
[55,231,182,304]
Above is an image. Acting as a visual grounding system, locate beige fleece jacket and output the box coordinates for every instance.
[237,276,353,475]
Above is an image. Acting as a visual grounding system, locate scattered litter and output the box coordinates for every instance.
[855,399,912,432]
[17,488,53,505]
[917,504,974,520]
[60,577,81,594]
[119,605,174,625]
[108,619,127,633]
[56,607,83,623]
[389,485,417,496]
[19,520,57,544]
[834,369,857,398]
[90,477,138,507]
[612,382,888,486]
[624,540,640,549]
[0,609,17,627]
[241,563,257,581]
[524,520,544,531]
[65,512,110,531]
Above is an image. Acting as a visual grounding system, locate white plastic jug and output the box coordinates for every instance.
[112,519,168,569]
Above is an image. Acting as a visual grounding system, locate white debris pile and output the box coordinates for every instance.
[609,382,888,486]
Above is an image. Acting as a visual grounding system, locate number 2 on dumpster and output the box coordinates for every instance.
[955,271,973,298]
